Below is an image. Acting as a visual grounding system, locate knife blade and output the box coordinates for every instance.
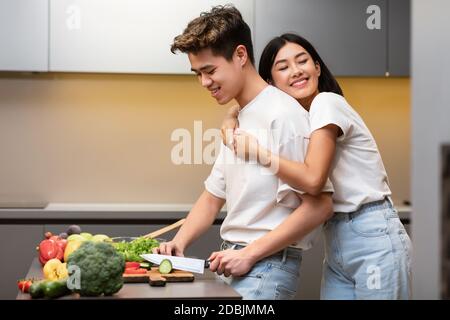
[140,253,210,274]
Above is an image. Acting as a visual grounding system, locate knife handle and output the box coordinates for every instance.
[204,260,210,269]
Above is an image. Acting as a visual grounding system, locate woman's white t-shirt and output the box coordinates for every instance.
[309,92,391,213]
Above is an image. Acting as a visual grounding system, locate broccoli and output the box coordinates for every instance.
[67,241,125,296]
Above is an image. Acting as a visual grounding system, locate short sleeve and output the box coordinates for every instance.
[276,183,302,209]
[274,122,335,208]
[204,144,226,199]
[310,93,350,141]
[277,178,334,209]
[274,134,308,209]
[321,178,334,193]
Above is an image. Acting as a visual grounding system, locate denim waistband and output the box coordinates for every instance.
[220,240,302,262]
[332,197,397,221]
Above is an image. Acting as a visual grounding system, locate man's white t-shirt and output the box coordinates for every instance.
[309,92,391,213]
[205,86,333,250]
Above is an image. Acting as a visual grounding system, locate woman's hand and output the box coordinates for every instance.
[220,105,240,151]
[234,129,260,162]
[234,129,273,167]
[221,118,239,151]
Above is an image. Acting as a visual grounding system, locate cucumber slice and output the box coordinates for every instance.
[139,262,151,269]
[158,259,173,274]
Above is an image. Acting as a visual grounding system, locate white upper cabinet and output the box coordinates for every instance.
[49,0,255,74]
[0,0,49,71]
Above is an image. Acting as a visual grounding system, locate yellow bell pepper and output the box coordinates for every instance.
[43,259,68,280]
[64,240,83,262]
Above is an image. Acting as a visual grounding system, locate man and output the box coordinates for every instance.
[153,5,333,299]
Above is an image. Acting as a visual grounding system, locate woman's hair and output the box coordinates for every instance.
[259,33,343,96]
[171,5,255,65]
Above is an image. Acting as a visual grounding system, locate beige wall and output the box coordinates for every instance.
[338,78,411,204]
[0,73,410,204]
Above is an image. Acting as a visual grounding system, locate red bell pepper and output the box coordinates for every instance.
[38,239,65,265]
[39,239,58,261]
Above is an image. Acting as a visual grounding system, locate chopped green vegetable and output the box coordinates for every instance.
[139,262,151,269]
[112,236,160,262]
[159,259,173,274]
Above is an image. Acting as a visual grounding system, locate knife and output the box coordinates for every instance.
[140,253,210,274]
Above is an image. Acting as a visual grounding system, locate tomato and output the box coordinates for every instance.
[125,262,141,269]
[17,280,33,293]
[124,268,147,274]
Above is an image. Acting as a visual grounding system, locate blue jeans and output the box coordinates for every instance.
[321,198,412,299]
[217,241,302,300]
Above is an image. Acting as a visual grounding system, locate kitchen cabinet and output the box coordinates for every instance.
[388,0,410,76]
[255,0,387,76]
[49,0,254,74]
[1,0,409,76]
[255,0,410,76]
[0,0,49,71]
[0,225,44,299]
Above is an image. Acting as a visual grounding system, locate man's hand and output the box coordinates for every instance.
[208,247,258,277]
[152,240,185,257]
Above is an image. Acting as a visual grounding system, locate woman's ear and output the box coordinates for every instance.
[315,61,321,77]
[235,45,248,67]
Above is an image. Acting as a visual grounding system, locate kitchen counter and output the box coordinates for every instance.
[16,258,241,300]
[0,203,225,222]
[2,202,411,299]
[0,202,410,222]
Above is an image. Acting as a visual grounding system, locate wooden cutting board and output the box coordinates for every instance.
[123,267,194,286]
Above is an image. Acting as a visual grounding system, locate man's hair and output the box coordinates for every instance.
[171,4,255,65]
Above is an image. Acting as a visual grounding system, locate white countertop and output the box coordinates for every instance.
[0,201,411,222]
[44,203,195,212]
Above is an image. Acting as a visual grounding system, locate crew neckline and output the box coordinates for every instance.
[238,85,272,116]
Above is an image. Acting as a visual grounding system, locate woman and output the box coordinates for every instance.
[221,33,412,299]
